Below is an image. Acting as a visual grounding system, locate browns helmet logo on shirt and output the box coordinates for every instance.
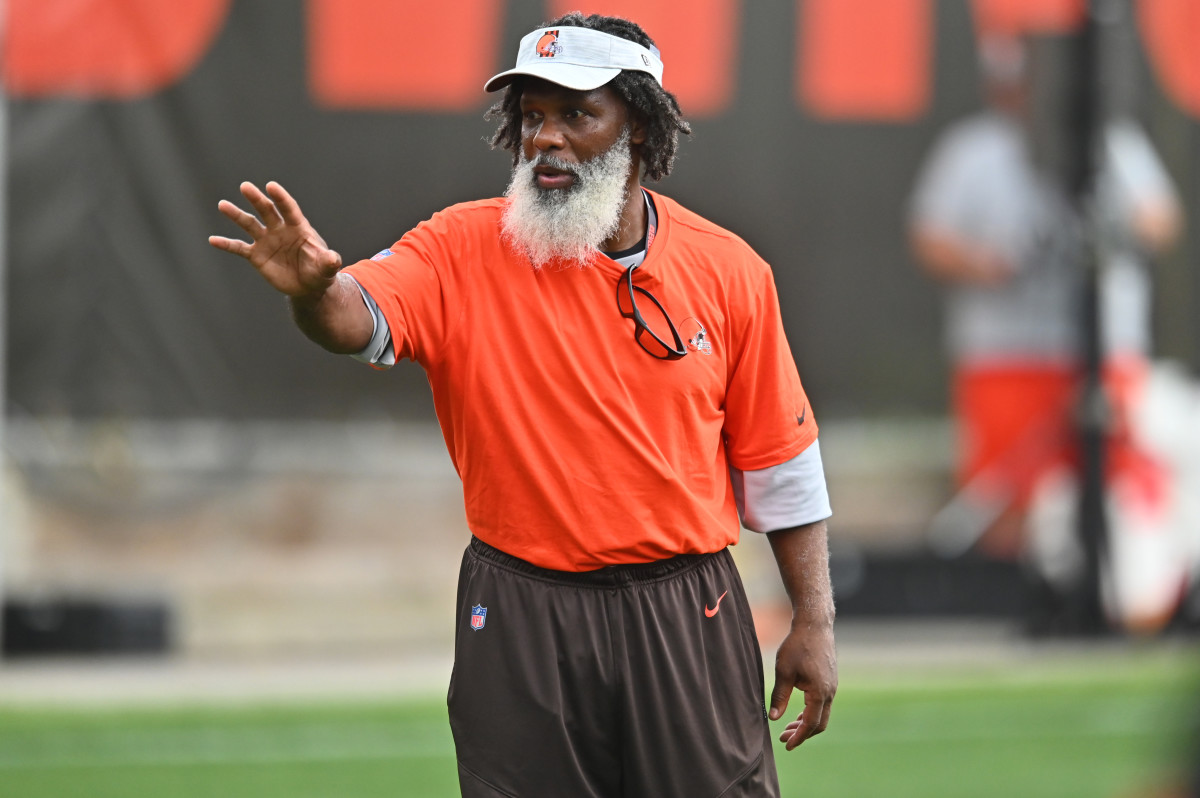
[536,30,562,58]
[681,318,713,355]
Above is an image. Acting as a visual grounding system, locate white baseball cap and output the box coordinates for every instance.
[484,26,664,93]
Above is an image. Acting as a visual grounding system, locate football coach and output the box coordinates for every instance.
[210,12,836,797]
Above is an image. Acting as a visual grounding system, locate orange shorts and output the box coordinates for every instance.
[953,358,1162,511]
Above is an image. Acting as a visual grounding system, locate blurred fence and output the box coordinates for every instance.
[1,416,952,656]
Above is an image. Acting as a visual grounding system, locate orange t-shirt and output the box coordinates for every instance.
[345,190,817,571]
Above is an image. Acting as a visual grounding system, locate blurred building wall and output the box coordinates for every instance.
[4,0,1196,424]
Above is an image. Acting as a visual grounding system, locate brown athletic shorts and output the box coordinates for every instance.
[447,536,780,798]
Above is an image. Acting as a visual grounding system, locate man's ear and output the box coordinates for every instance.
[630,117,647,146]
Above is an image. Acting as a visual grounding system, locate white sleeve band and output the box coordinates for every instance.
[348,277,397,368]
[729,440,832,533]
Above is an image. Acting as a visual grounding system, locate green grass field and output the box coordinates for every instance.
[1,649,1195,798]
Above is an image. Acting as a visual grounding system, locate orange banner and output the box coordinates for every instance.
[546,0,741,116]
[1138,0,1200,119]
[308,0,505,111]
[971,0,1086,36]
[798,0,931,121]
[4,0,231,99]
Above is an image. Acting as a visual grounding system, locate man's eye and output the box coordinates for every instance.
[565,109,586,120]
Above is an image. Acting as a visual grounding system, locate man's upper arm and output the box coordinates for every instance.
[721,265,817,472]
[730,440,832,534]
[342,214,459,366]
[909,127,980,236]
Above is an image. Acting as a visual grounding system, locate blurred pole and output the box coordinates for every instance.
[1065,0,1125,635]
[0,0,8,656]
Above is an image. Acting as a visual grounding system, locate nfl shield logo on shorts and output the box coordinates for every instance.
[470,604,487,631]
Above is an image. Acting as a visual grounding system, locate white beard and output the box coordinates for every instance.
[501,127,633,269]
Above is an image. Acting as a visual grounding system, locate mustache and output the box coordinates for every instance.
[529,152,578,176]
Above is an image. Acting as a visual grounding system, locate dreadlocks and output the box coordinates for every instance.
[487,13,692,182]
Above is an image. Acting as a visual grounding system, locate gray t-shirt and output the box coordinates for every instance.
[909,111,1177,363]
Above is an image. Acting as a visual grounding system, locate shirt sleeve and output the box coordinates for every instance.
[721,263,818,471]
[908,125,979,235]
[342,210,462,367]
[729,439,832,533]
[1106,120,1179,211]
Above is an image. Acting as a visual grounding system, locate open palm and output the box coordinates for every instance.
[209,181,342,298]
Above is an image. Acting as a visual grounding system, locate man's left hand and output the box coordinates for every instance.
[769,622,837,751]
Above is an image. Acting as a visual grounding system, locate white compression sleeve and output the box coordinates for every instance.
[348,277,396,368]
[729,440,832,533]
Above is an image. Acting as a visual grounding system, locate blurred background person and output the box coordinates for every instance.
[908,33,1185,632]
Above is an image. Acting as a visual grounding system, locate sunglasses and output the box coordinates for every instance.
[616,264,687,360]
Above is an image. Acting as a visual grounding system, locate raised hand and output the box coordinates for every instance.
[209,181,343,298]
[209,181,373,353]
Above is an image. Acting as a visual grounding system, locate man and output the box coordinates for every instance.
[909,35,1183,628]
[211,13,835,796]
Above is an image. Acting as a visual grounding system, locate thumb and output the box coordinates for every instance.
[318,248,343,277]
[768,676,791,721]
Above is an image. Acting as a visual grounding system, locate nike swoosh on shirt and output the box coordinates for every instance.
[704,590,729,618]
[797,405,807,426]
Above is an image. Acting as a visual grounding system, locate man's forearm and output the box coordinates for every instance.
[289,272,375,354]
[767,520,835,630]
[766,519,837,744]
[910,228,1012,286]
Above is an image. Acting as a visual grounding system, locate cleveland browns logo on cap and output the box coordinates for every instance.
[536,30,562,58]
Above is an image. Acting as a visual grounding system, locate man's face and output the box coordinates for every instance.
[518,79,641,190]
[501,79,644,268]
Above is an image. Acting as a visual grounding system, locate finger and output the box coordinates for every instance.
[240,181,285,228]
[781,724,809,750]
[302,245,343,283]
[208,235,252,258]
[784,718,810,751]
[264,181,307,227]
[785,696,826,751]
[815,697,834,735]
[768,675,791,722]
[217,199,267,239]
[316,247,343,276]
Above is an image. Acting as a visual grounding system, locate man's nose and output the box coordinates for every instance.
[532,119,566,151]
